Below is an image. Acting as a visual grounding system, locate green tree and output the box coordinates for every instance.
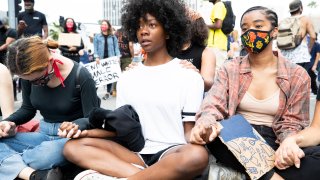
[49,22,63,41]
[307,1,318,8]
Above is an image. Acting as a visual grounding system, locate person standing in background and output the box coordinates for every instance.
[17,0,48,99]
[17,0,48,39]
[59,18,84,63]
[280,0,316,68]
[112,27,134,96]
[115,27,133,71]
[307,33,320,95]
[207,0,228,69]
[93,19,120,100]
[315,38,320,83]
[0,16,17,65]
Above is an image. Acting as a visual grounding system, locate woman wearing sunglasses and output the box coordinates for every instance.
[0,36,100,180]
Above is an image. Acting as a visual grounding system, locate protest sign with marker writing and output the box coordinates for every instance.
[84,56,121,87]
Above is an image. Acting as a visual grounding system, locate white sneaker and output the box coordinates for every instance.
[74,169,127,180]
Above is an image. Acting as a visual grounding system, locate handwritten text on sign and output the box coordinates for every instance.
[84,56,121,87]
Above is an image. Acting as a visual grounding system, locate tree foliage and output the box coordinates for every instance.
[307,1,318,8]
[49,22,63,41]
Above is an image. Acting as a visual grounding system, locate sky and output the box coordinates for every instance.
[0,0,319,33]
[0,0,104,23]
[0,0,318,24]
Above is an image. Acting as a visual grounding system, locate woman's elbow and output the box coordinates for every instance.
[204,79,214,92]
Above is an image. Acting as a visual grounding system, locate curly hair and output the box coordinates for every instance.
[190,17,208,47]
[121,0,190,56]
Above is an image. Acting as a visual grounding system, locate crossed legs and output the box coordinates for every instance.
[63,138,208,179]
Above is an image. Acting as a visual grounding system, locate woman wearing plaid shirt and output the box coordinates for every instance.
[190,6,320,180]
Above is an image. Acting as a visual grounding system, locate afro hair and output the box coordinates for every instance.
[121,0,191,56]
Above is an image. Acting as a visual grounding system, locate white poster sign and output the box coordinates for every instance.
[84,56,121,87]
[58,33,81,46]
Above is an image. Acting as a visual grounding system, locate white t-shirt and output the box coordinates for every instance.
[116,58,204,154]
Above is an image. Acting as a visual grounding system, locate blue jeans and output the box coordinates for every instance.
[0,121,69,180]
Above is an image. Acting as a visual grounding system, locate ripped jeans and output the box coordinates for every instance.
[0,121,69,180]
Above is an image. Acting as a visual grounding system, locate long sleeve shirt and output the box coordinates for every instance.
[196,54,310,143]
[6,63,100,127]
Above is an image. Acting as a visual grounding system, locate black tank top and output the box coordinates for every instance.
[176,43,205,70]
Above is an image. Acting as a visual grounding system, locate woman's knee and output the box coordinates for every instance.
[179,145,209,172]
[189,145,209,168]
[63,138,87,158]
[63,138,108,161]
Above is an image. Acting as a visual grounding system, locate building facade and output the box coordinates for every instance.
[102,0,123,26]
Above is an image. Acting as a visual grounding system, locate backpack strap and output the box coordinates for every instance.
[75,64,82,91]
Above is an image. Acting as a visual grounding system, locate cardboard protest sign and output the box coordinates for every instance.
[218,115,275,180]
[84,56,121,87]
[58,33,81,46]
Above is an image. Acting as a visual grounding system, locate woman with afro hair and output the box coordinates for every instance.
[63,0,209,179]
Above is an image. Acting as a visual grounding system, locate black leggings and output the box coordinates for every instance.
[207,125,320,180]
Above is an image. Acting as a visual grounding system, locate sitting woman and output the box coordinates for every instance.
[63,0,208,179]
[0,36,100,180]
[190,6,320,180]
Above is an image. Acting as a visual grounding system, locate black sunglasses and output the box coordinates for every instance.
[30,68,55,86]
